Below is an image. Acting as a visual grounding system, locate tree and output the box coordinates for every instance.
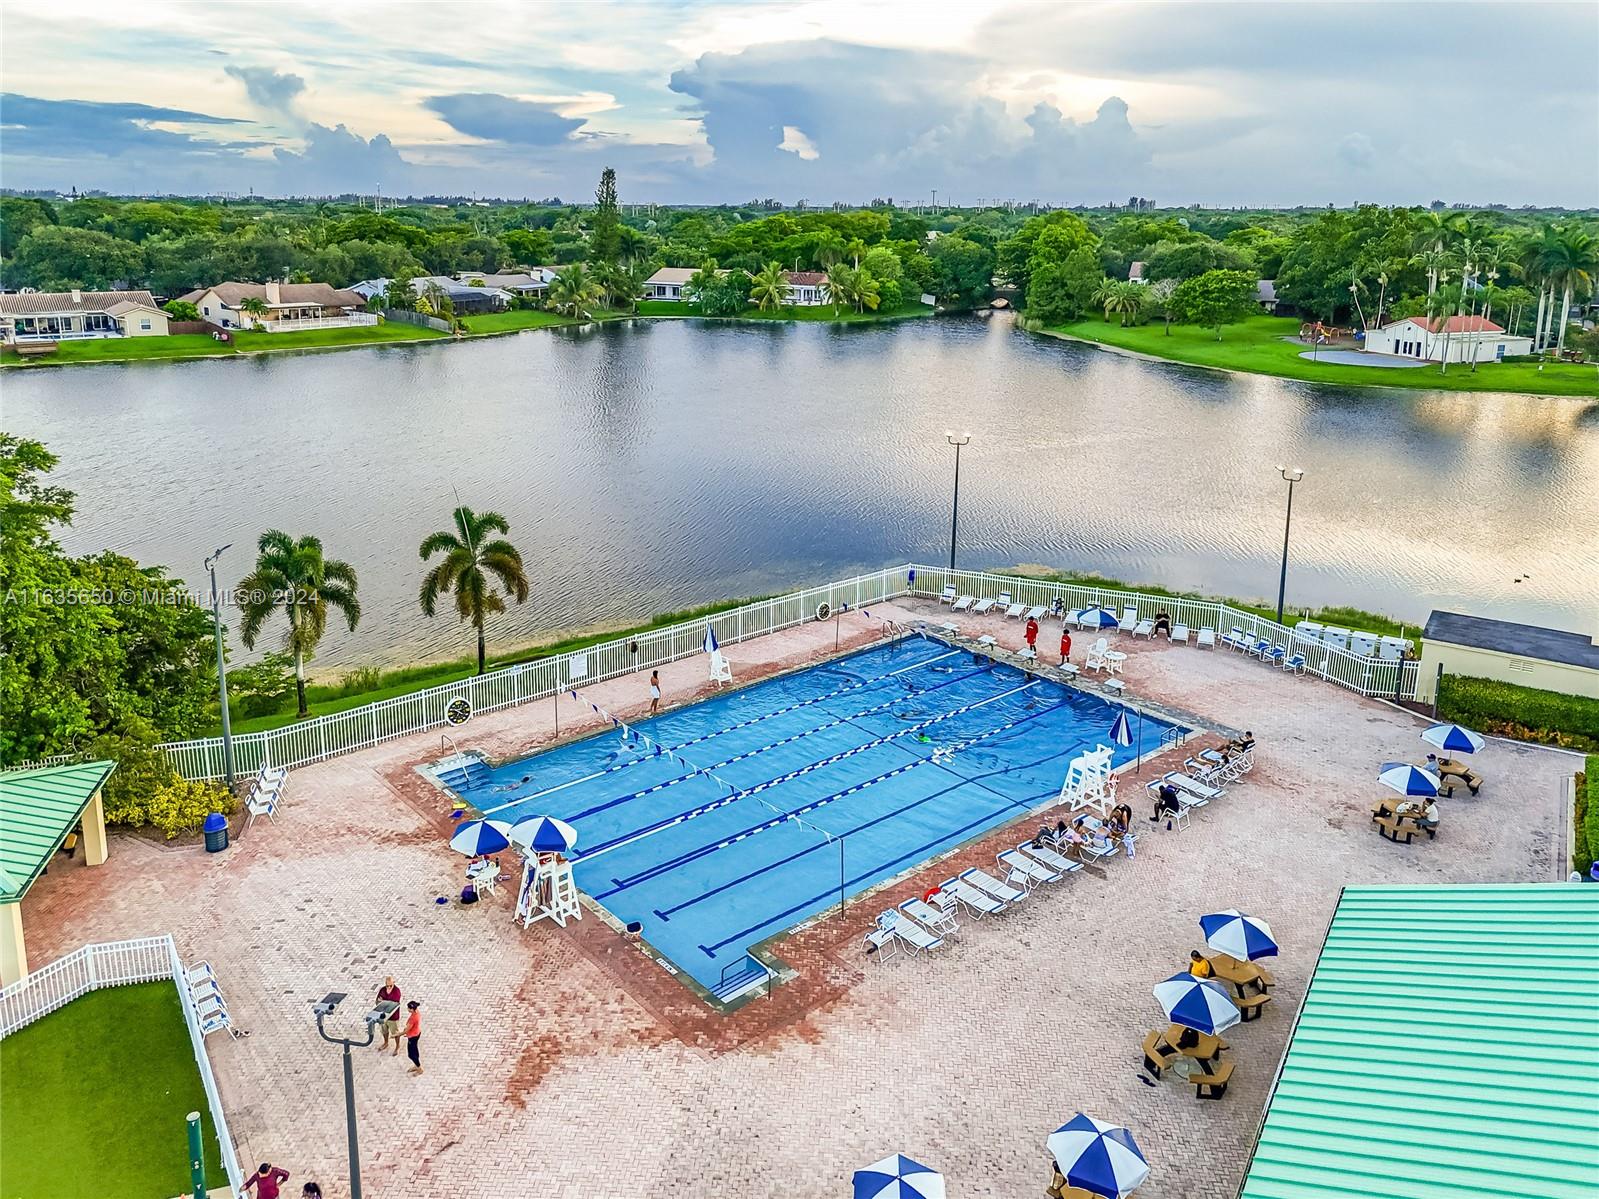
[996,211,1096,291]
[547,264,604,318]
[824,263,858,314]
[860,246,904,295]
[385,275,416,310]
[1144,238,1255,283]
[749,261,789,312]
[1545,224,1597,358]
[502,228,555,266]
[1104,280,1148,327]
[236,531,361,719]
[0,196,58,256]
[163,300,201,321]
[10,225,143,290]
[238,296,269,328]
[419,506,529,675]
[590,167,621,265]
[1147,277,1179,335]
[1170,269,1257,339]
[694,271,752,316]
[928,236,994,308]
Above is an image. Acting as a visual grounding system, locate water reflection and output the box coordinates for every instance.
[3,314,1594,670]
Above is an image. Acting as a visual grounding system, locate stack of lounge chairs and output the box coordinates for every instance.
[185,961,244,1039]
[245,762,287,828]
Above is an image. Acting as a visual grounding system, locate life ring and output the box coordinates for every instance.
[922,886,942,903]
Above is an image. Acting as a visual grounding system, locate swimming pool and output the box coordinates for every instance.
[443,637,1180,997]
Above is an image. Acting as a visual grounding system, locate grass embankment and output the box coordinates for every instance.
[635,300,935,323]
[229,323,443,351]
[1,321,443,367]
[218,593,774,735]
[1436,674,1599,753]
[0,983,230,1198]
[1574,757,1596,874]
[458,309,597,334]
[1041,314,1598,397]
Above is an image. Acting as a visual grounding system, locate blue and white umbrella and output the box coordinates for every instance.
[1200,909,1278,961]
[508,814,579,853]
[1421,723,1485,755]
[1153,972,1241,1035]
[1047,1114,1150,1198]
[448,819,511,857]
[852,1154,945,1199]
[1109,708,1133,748]
[1377,761,1440,797]
[1079,606,1120,630]
[703,624,720,654]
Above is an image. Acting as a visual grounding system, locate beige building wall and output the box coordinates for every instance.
[118,308,170,337]
[0,903,27,988]
[1416,638,1599,702]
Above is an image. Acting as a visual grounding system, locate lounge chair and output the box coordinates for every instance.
[1005,597,1028,619]
[962,866,1027,906]
[938,584,958,605]
[864,924,902,964]
[1248,638,1272,659]
[1165,772,1223,804]
[1263,644,1287,667]
[1018,840,1084,877]
[1283,653,1307,674]
[1074,834,1119,864]
[246,788,279,828]
[940,874,1007,916]
[1118,605,1139,632]
[1220,626,1248,651]
[878,910,944,956]
[951,595,975,612]
[1024,605,1046,622]
[900,896,959,938]
[1196,627,1216,649]
[999,848,1064,887]
[1132,619,1155,638]
[1063,608,1084,628]
[972,595,999,615]
[1171,623,1190,645]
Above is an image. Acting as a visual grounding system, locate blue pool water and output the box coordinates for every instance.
[447,638,1179,994]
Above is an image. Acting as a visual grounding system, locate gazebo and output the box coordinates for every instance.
[0,760,117,986]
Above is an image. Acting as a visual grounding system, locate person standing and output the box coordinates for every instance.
[648,670,661,715]
[403,1000,423,1075]
[1024,617,1039,655]
[243,1163,290,1198]
[1059,628,1072,666]
[376,976,402,1055]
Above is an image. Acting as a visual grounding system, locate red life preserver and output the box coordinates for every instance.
[923,886,942,903]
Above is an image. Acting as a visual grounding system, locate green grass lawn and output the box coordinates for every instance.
[1044,315,1598,397]
[229,322,443,351]
[0,334,236,365]
[457,308,592,334]
[0,982,231,1198]
[635,300,934,322]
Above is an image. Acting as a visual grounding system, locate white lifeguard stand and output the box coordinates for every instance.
[709,649,733,688]
[516,852,583,928]
[1059,744,1115,814]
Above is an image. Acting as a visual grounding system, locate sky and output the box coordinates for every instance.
[2,0,1596,207]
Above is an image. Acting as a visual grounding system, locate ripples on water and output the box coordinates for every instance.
[5,315,1596,670]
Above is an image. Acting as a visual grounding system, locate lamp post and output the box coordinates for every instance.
[945,430,971,572]
[204,545,235,785]
[312,992,395,1199]
[1274,466,1304,625]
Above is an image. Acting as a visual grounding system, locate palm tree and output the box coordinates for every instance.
[237,531,361,718]
[419,506,529,675]
[238,296,269,329]
[1410,210,1461,295]
[824,264,858,315]
[1106,281,1147,327]
[1091,277,1119,320]
[844,238,867,269]
[597,260,648,312]
[547,264,604,318]
[749,261,789,312]
[852,270,881,314]
[1545,225,1597,358]
[685,260,722,306]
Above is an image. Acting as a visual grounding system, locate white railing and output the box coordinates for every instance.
[0,934,243,1190]
[161,564,910,781]
[260,313,379,333]
[903,565,1419,702]
[0,753,81,773]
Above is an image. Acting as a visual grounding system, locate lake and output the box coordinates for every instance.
[5,314,1596,672]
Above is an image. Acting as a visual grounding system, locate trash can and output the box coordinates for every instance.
[203,812,230,853]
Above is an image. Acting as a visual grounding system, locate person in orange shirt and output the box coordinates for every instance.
[403,1000,423,1075]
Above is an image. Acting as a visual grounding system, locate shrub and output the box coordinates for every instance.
[90,722,235,837]
[229,652,295,718]
[143,776,232,838]
[1436,675,1599,752]
[338,665,384,695]
[1577,758,1598,876]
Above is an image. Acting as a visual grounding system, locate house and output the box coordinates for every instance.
[1362,314,1532,364]
[1127,261,1146,284]
[0,289,169,341]
[1256,279,1278,313]
[348,277,510,314]
[783,271,829,306]
[180,281,372,333]
[454,271,547,298]
[1413,610,1599,702]
[642,267,698,301]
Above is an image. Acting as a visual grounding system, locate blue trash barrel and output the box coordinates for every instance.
[203,812,229,853]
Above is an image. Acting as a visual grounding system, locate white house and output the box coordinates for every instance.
[783,271,828,306]
[642,267,697,301]
[180,281,372,332]
[456,271,547,298]
[1363,314,1532,364]
[0,289,169,341]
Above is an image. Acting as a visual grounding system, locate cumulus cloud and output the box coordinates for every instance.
[272,123,418,192]
[778,126,819,160]
[223,65,306,117]
[1337,132,1375,171]
[424,93,585,145]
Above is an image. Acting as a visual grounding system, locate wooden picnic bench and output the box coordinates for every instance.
[1188,1059,1235,1100]
[1207,952,1270,997]
[1237,993,1273,1022]
[1141,1029,1178,1078]
[1377,814,1422,843]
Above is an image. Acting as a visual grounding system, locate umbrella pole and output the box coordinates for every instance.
[1137,706,1144,776]
[554,686,559,737]
[838,836,846,917]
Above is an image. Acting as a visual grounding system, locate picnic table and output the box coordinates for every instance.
[1205,952,1273,998]
[1163,1023,1227,1064]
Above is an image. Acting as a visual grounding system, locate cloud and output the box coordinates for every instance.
[1337,133,1375,171]
[424,93,585,145]
[0,93,250,159]
[223,65,306,117]
[272,123,420,192]
[778,125,818,160]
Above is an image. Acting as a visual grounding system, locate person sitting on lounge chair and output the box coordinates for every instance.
[1151,783,1181,822]
[1226,730,1255,758]
[1112,801,1134,829]
[1153,609,1172,637]
[1105,811,1129,842]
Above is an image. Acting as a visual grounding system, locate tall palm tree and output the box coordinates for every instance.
[237,531,361,718]
[1410,210,1461,296]
[238,296,269,329]
[547,264,604,318]
[749,261,789,312]
[1545,225,1597,358]
[824,264,858,315]
[419,506,529,675]
[1091,277,1119,320]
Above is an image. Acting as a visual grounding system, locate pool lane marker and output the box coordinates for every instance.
[479,646,962,816]
[575,679,1040,865]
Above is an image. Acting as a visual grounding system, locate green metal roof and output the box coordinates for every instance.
[0,760,116,903]
[1239,884,1599,1199]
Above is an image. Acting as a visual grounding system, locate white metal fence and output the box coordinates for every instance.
[260,313,379,333]
[0,934,244,1190]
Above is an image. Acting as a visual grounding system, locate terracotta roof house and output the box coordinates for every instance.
[0,289,169,342]
[178,281,372,333]
[783,271,829,306]
[1363,314,1532,364]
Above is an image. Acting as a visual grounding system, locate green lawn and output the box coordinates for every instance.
[635,300,935,322]
[229,322,442,351]
[457,308,593,334]
[1043,315,1598,397]
[0,334,236,365]
[0,983,231,1199]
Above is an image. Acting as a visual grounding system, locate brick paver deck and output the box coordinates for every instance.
[20,601,1574,1197]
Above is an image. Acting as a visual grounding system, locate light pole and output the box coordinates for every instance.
[1274,466,1304,625]
[945,430,970,572]
[312,992,396,1199]
[204,545,235,785]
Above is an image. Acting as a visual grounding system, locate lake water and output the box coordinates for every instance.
[5,315,1595,671]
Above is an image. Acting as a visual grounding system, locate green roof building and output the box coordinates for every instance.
[1239,884,1599,1199]
[0,760,116,986]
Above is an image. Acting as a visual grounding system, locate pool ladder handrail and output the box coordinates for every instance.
[715,953,774,1003]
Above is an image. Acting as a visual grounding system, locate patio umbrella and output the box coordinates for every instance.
[1377,761,1440,797]
[508,814,579,854]
[1199,910,1279,961]
[1153,972,1240,1035]
[852,1154,945,1199]
[448,819,511,857]
[1108,709,1133,748]
[1420,723,1485,755]
[1046,1114,1150,1198]
[703,624,720,654]
[1079,606,1119,630]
